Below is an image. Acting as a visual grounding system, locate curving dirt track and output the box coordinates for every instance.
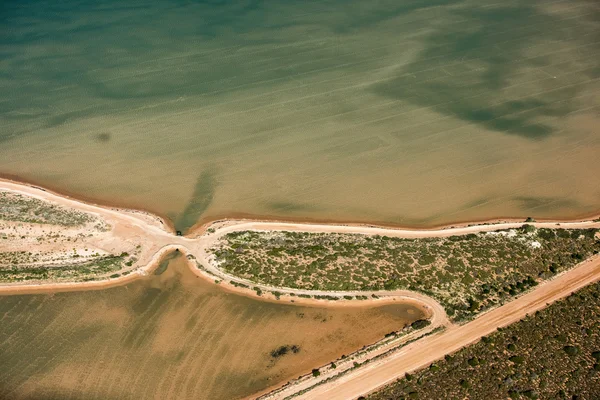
[2,178,600,400]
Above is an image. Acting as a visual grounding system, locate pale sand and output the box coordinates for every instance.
[2,178,600,400]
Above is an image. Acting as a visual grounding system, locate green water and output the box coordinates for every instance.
[1,0,599,231]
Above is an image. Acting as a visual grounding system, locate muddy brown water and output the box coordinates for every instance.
[0,255,423,400]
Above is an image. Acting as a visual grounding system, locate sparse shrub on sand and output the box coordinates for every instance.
[210,226,600,321]
[368,282,600,400]
[0,192,98,227]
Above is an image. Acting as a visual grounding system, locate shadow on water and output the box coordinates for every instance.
[265,201,321,213]
[372,0,598,139]
[93,132,111,143]
[175,169,217,233]
[511,196,580,213]
[153,250,180,276]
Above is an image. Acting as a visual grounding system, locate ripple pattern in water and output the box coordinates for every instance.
[1,0,599,231]
[0,256,423,400]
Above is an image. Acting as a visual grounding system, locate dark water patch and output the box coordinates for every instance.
[270,344,301,359]
[94,132,111,143]
[175,169,217,233]
[154,251,179,276]
[331,0,461,34]
[266,201,319,213]
[371,0,596,139]
[123,286,171,349]
[512,196,580,213]
[131,287,163,314]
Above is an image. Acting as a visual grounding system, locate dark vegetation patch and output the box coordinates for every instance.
[371,0,598,140]
[94,132,111,142]
[411,320,431,330]
[270,344,301,359]
[0,255,124,283]
[210,227,600,321]
[368,282,600,400]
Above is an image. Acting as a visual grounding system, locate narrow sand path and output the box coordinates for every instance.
[2,178,600,400]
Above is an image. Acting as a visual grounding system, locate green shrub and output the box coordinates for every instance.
[467,357,479,366]
[563,345,579,356]
[411,319,431,330]
[509,355,524,364]
[213,227,600,324]
[522,389,538,399]
[522,224,536,233]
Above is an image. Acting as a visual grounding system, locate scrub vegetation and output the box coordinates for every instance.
[0,191,138,283]
[0,191,100,227]
[367,282,600,400]
[0,254,126,283]
[210,226,600,321]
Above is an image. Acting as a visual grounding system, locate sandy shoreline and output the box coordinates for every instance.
[0,179,443,318]
[0,175,177,233]
[3,173,600,237]
[3,178,600,400]
[2,177,600,299]
[188,212,600,238]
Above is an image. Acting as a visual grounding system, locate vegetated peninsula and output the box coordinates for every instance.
[0,191,141,283]
[367,281,600,400]
[208,227,600,321]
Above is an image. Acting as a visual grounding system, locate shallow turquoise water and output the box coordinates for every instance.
[1,0,599,231]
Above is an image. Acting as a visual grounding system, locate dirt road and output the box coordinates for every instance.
[296,254,600,400]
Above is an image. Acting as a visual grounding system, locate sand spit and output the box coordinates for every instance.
[2,178,600,400]
[2,177,599,300]
[0,178,452,315]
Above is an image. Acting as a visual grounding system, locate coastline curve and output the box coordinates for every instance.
[2,178,600,400]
